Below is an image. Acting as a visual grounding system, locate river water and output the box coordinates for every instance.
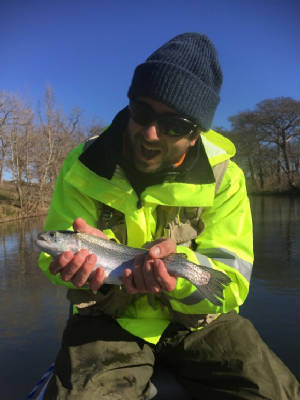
[0,195,299,398]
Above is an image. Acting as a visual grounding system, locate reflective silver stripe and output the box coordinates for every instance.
[196,247,252,282]
[195,253,213,269]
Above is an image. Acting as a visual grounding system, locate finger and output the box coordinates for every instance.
[143,259,161,293]
[73,218,108,239]
[153,259,177,292]
[132,254,147,292]
[60,249,90,282]
[122,268,139,294]
[148,238,177,259]
[49,251,73,275]
[143,238,165,249]
[72,253,98,288]
[89,267,106,291]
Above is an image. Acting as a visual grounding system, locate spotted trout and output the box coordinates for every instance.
[36,230,231,305]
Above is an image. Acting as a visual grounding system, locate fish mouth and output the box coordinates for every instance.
[35,232,53,252]
[35,238,49,250]
[37,232,47,241]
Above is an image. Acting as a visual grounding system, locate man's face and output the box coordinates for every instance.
[126,97,199,174]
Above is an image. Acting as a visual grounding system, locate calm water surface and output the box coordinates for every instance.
[0,195,299,398]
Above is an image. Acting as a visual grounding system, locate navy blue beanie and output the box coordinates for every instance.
[127,33,223,132]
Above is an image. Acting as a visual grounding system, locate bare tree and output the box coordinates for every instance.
[5,96,34,210]
[0,86,101,217]
[255,98,299,188]
[0,91,18,183]
[34,86,86,206]
[228,97,300,192]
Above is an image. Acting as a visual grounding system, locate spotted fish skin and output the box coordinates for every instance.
[36,230,231,305]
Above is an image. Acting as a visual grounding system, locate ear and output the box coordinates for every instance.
[189,132,200,147]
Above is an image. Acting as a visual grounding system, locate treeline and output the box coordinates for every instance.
[0,87,102,216]
[217,97,300,193]
[0,89,299,219]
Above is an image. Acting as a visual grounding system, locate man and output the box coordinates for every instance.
[40,33,299,399]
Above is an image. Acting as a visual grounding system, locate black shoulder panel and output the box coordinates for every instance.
[79,107,130,179]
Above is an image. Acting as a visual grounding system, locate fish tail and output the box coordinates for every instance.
[193,264,231,306]
[163,254,232,306]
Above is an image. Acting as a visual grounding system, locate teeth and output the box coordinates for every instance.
[141,144,160,159]
[143,144,159,151]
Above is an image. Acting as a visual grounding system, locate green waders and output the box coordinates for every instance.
[44,312,300,400]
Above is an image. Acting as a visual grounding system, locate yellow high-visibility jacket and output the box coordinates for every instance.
[39,109,253,344]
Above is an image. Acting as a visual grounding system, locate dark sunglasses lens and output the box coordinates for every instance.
[129,101,197,137]
[159,117,195,137]
[129,102,154,126]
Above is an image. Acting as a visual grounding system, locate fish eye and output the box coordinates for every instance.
[49,232,56,238]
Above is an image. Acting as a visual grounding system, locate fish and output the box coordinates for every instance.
[36,230,231,306]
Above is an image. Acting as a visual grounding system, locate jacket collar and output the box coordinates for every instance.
[79,107,215,188]
[79,107,128,179]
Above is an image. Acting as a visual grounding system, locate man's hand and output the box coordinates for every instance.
[49,218,107,291]
[122,238,177,294]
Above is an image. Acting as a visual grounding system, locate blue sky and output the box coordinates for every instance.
[1,0,299,129]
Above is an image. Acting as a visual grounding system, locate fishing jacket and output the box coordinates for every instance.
[39,108,253,344]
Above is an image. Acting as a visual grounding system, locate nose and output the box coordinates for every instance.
[141,123,160,142]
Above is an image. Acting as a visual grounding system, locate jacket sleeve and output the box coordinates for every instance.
[38,144,101,288]
[165,161,253,315]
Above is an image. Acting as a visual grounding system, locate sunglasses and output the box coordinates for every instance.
[128,100,199,138]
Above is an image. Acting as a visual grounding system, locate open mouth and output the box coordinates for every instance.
[140,143,161,160]
[37,233,46,241]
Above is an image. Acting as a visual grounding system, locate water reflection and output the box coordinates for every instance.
[250,195,300,292]
[241,195,300,379]
[0,196,299,398]
[0,217,69,398]
[0,218,44,291]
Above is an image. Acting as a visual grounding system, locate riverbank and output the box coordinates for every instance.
[0,181,49,223]
[0,210,49,224]
[0,179,298,223]
[245,174,300,195]
[248,189,299,197]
